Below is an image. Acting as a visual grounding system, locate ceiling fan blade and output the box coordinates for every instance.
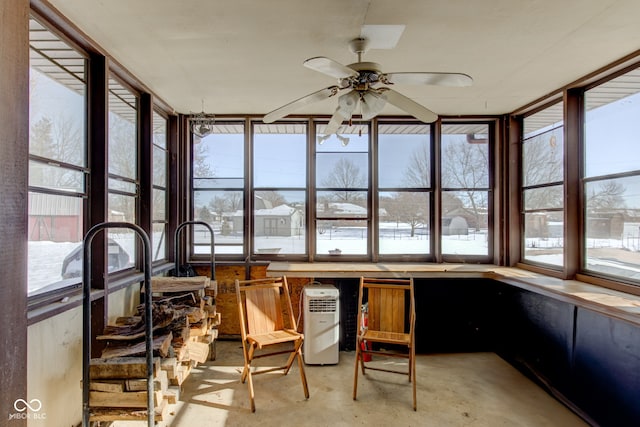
[323,108,347,136]
[322,91,358,135]
[263,85,340,123]
[383,72,473,87]
[304,56,359,79]
[384,89,438,123]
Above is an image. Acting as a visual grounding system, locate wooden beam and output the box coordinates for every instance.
[0,1,28,424]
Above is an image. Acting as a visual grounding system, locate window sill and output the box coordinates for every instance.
[267,261,640,326]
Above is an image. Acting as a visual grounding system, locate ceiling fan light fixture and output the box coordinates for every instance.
[360,91,387,120]
[339,90,359,111]
[337,134,350,146]
[317,134,331,145]
[190,111,216,138]
[317,132,350,146]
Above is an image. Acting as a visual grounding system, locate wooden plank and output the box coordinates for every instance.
[89,397,168,422]
[164,386,180,404]
[189,318,210,337]
[125,370,169,392]
[175,343,189,362]
[101,332,173,359]
[187,341,210,364]
[209,311,221,326]
[160,357,178,380]
[150,276,210,292]
[89,380,125,393]
[169,363,192,386]
[204,279,218,298]
[89,389,163,408]
[205,304,217,317]
[90,357,161,380]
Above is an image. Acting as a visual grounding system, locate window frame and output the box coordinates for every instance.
[520,101,566,271]
[27,14,89,302]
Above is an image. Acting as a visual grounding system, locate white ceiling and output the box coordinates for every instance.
[48,0,640,118]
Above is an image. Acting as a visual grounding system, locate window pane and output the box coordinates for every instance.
[316,219,368,255]
[152,223,166,262]
[254,123,306,187]
[152,111,167,149]
[28,18,87,296]
[193,123,244,180]
[108,178,137,194]
[253,190,306,255]
[585,176,640,279]
[441,190,488,255]
[153,145,166,188]
[29,21,86,167]
[585,70,640,178]
[316,191,367,218]
[316,153,368,189]
[523,126,564,187]
[152,189,165,221]
[108,79,137,179]
[441,124,489,189]
[378,124,430,188]
[523,212,564,266]
[108,193,136,273]
[28,193,83,294]
[194,190,244,254]
[29,160,84,193]
[522,102,565,269]
[523,185,564,210]
[379,191,430,255]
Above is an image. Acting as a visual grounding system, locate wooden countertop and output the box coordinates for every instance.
[267,262,640,326]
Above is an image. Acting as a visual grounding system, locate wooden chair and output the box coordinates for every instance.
[353,276,416,410]
[235,276,309,412]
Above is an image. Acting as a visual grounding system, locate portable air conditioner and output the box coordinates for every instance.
[303,284,340,364]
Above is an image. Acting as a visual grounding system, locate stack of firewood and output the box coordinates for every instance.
[88,276,220,422]
[88,357,172,422]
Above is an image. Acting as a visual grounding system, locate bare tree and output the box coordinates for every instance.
[404,143,430,187]
[587,180,626,210]
[30,115,83,190]
[522,130,563,209]
[193,140,214,178]
[382,192,428,237]
[321,157,366,202]
[209,196,228,219]
[441,137,489,230]
[256,190,287,207]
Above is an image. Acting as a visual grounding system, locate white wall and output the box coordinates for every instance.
[27,285,140,426]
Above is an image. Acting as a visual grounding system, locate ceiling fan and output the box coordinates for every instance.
[263,37,473,137]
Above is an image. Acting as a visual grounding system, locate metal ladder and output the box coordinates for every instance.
[81,222,155,427]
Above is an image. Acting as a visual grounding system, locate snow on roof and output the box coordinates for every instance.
[255,204,296,216]
[317,202,367,215]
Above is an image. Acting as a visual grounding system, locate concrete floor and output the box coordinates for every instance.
[115,339,588,427]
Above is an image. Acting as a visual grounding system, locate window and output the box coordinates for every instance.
[584,69,640,280]
[253,123,307,255]
[377,123,431,256]
[315,123,369,256]
[190,118,498,262]
[152,111,168,261]
[522,103,565,267]
[107,78,138,272]
[28,18,87,296]
[441,124,491,257]
[193,123,245,255]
